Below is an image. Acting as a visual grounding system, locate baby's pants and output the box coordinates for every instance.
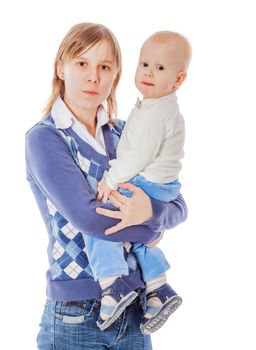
[84,175,180,281]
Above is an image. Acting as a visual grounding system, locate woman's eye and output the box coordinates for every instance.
[101,65,110,71]
[79,62,87,67]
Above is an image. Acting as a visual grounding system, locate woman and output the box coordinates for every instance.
[25,22,187,349]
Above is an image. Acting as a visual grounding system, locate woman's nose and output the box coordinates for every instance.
[87,68,99,83]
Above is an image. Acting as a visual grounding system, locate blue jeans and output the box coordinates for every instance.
[37,293,152,349]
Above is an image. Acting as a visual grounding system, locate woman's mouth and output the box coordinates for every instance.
[82,90,98,96]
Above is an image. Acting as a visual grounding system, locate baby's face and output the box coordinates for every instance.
[135,39,181,99]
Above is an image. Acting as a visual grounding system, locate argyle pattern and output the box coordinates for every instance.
[41,115,137,281]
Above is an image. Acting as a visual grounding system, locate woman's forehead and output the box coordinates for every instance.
[78,40,115,62]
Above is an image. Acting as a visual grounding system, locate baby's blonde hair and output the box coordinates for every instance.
[147,31,192,71]
[43,23,122,122]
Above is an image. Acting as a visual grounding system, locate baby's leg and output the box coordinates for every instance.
[118,175,181,202]
[83,234,138,330]
[132,243,170,281]
[84,235,129,280]
[132,243,182,335]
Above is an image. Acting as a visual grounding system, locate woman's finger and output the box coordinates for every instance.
[105,222,125,235]
[95,207,123,219]
[108,194,125,210]
[110,190,130,204]
[118,182,138,193]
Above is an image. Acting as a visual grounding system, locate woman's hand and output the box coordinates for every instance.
[95,182,153,235]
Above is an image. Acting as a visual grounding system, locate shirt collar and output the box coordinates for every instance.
[135,91,177,109]
[51,96,109,130]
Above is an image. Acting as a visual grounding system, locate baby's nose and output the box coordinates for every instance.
[144,68,153,77]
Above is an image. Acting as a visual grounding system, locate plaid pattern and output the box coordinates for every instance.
[41,115,137,281]
[46,198,93,280]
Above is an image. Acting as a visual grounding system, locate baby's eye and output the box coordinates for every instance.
[157,65,165,71]
[142,62,148,68]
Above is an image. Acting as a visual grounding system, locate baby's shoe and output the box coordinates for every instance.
[97,277,138,331]
[140,283,182,335]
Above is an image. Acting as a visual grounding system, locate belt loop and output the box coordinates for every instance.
[138,288,147,313]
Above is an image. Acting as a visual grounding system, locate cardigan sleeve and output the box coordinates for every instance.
[144,194,188,232]
[25,124,187,243]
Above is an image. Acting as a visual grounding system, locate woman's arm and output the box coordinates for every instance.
[96,182,187,235]
[145,193,188,232]
[25,124,161,244]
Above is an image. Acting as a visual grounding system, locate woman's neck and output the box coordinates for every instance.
[63,96,97,137]
[76,112,97,138]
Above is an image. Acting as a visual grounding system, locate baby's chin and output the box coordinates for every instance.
[139,87,159,100]
[143,94,159,99]
[136,81,174,99]
[142,91,173,99]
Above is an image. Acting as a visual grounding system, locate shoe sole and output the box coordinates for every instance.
[140,295,182,335]
[98,291,138,331]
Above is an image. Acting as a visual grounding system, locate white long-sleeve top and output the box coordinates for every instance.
[106,92,185,190]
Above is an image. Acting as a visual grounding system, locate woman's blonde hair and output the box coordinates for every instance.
[43,23,122,123]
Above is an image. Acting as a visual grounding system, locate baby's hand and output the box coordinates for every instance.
[145,231,165,248]
[96,180,113,203]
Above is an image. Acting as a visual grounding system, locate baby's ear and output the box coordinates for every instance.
[176,71,187,85]
[173,71,187,91]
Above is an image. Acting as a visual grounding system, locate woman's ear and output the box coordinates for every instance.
[173,71,187,91]
[57,63,65,80]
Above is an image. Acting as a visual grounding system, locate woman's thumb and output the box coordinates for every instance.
[118,182,137,193]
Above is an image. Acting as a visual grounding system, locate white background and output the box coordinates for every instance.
[1,0,256,349]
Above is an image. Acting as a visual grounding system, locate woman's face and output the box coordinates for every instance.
[57,40,118,116]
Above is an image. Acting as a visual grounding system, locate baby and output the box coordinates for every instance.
[85,31,192,335]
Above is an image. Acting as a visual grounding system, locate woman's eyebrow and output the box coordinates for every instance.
[99,60,114,64]
[74,57,114,65]
[74,57,87,61]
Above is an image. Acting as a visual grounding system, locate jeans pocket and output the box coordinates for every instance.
[55,299,97,325]
[53,300,100,346]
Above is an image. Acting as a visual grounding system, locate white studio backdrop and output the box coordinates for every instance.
[0,0,255,349]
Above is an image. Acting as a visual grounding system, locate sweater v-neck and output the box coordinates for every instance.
[66,123,116,168]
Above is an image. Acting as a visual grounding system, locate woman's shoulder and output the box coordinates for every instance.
[25,114,65,148]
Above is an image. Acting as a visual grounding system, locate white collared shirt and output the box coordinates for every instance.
[50,96,108,155]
